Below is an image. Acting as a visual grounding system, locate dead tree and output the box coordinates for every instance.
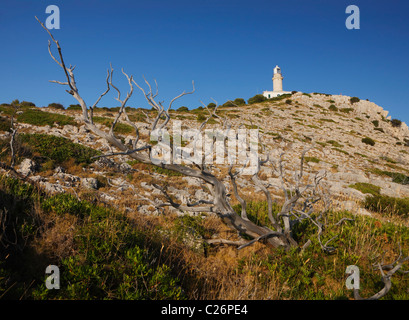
[36,17,343,252]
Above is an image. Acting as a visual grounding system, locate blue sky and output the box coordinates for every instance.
[1,0,409,123]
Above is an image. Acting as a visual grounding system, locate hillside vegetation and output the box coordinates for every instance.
[1,92,409,300]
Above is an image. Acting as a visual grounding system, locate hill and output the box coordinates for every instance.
[1,92,409,300]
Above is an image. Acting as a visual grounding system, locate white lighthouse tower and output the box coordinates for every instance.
[263,65,291,99]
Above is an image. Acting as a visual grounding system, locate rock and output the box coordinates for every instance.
[18,158,38,176]
[81,177,99,189]
[42,181,65,194]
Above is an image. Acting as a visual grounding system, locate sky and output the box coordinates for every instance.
[1,0,409,124]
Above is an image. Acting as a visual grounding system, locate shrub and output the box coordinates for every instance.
[326,140,343,148]
[350,97,360,104]
[0,116,11,132]
[364,194,409,217]
[207,103,216,109]
[328,105,338,111]
[349,182,380,196]
[391,119,402,128]
[67,104,82,110]
[233,98,246,106]
[372,120,379,127]
[374,127,384,133]
[304,156,320,163]
[362,137,375,146]
[48,103,64,110]
[247,94,267,105]
[176,106,189,112]
[285,99,292,105]
[92,116,134,134]
[20,101,36,108]
[16,109,76,127]
[340,108,353,113]
[19,133,100,165]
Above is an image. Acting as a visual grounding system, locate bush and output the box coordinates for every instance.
[207,103,216,109]
[16,109,76,127]
[350,97,360,104]
[92,116,134,134]
[285,99,292,105]
[0,116,11,132]
[328,105,338,111]
[67,104,82,110]
[176,106,189,112]
[233,98,246,106]
[247,94,267,105]
[19,133,100,165]
[391,119,402,128]
[362,137,375,146]
[349,182,380,196]
[372,120,379,127]
[364,194,409,217]
[48,103,64,110]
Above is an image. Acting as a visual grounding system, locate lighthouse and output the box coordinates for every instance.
[263,65,292,99]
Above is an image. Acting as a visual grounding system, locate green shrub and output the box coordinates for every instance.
[391,119,402,128]
[364,194,409,217]
[328,105,338,111]
[374,127,384,133]
[0,116,11,132]
[362,137,375,146]
[372,120,379,127]
[67,104,82,110]
[207,102,216,109]
[92,116,134,134]
[304,156,320,163]
[48,103,64,110]
[326,140,343,148]
[16,109,76,127]
[233,98,245,105]
[349,183,380,196]
[19,133,100,165]
[340,108,353,113]
[247,94,267,105]
[285,99,292,105]
[176,106,189,112]
[350,97,360,104]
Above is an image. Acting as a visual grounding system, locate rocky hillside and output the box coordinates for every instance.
[1,92,409,219]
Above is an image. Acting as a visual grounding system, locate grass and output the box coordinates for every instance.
[16,108,77,127]
[19,133,100,166]
[368,168,409,185]
[1,176,409,300]
[304,156,321,163]
[92,116,134,134]
[349,182,381,196]
[364,194,409,217]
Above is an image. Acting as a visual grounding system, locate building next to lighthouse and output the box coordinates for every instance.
[263,65,292,99]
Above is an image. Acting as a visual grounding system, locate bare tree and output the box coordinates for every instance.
[34,17,344,253]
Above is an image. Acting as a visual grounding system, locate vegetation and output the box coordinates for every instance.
[92,116,134,134]
[391,119,402,128]
[329,104,338,111]
[19,133,100,166]
[2,175,409,300]
[362,137,375,146]
[48,103,64,110]
[364,194,409,217]
[369,168,409,185]
[0,176,183,299]
[247,94,267,105]
[349,182,381,196]
[350,97,360,104]
[16,109,77,127]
